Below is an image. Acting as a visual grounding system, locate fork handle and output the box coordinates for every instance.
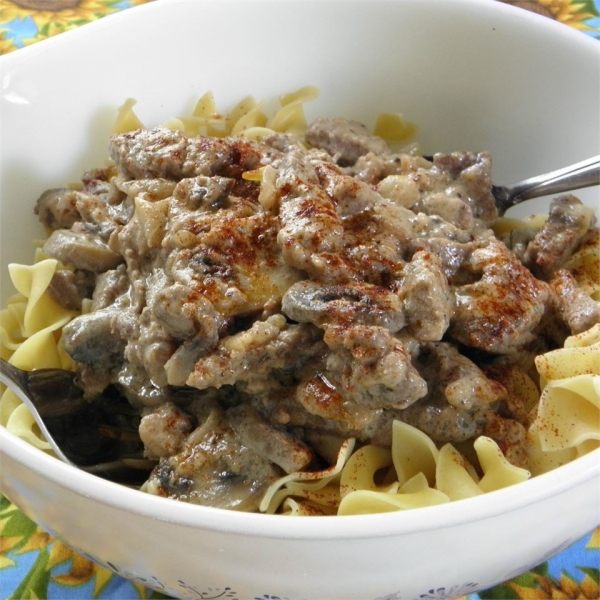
[499,155,600,213]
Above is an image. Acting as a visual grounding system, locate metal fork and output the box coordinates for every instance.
[492,155,600,215]
[0,358,155,484]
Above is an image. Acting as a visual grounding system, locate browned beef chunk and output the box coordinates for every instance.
[431,152,498,226]
[46,269,95,310]
[550,269,600,334]
[450,239,550,353]
[305,117,390,166]
[525,195,595,278]
[109,128,265,181]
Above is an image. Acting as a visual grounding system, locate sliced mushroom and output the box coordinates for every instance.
[34,188,82,230]
[62,308,126,369]
[282,280,405,332]
[43,229,123,272]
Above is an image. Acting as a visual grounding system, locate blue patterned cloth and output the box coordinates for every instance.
[0,1,599,598]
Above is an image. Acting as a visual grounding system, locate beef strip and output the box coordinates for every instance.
[524,195,595,278]
[450,239,550,353]
[45,269,95,311]
[186,315,323,390]
[305,117,390,166]
[109,128,267,181]
[550,269,600,334]
[322,324,427,411]
[228,404,314,473]
[139,401,195,460]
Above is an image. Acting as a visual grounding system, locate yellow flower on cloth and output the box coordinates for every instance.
[538,0,598,30]
[1,0,139,25]
[0,0,152,51]
[499,0,599,32]
[0,495,169,599]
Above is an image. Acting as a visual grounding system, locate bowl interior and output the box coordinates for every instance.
[1,0,599,305]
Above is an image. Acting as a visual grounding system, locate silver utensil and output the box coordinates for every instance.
[492,155,599,215]
[0,358,154,484]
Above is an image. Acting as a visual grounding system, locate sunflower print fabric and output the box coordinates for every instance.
[0,1,599,599]
[0,0,598,50]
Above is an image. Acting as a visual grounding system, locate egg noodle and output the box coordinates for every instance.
[1,88,598,516]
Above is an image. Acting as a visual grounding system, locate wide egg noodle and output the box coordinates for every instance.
[0,298,27,357]
[337,427,529,516]
[279,496,338,516]
[391,420,438,487]
[564,323,600,349]
[230,101,268,136]
[373,112,417,145]
[0,258,79,448]
[435,443,483,501]
[115,86,320,142]
[528,325,600,471]
[339,444,397,497]
[527,431,578,476]
[338,473,450,516]
[530,375,600,452]
[259,438,356,514]
[8,259,76,338]
[112,97,145,134]
[474,436,530,493]
[1,392,52,451]
[535,342,600,382]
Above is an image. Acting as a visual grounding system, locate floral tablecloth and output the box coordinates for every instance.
[1,1,599,599]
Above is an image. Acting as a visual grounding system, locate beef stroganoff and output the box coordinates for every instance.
[1,89,598,515]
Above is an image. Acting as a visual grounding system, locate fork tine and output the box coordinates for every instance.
[0,358,155,483]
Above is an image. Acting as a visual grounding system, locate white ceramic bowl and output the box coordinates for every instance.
[1,1,599,599]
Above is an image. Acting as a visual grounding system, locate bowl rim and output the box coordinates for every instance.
[1,0,599,542]
[1,0,599,67]
[2,426,599,540]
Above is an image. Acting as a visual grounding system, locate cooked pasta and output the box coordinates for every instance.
[260,420,531,516]
[528,324,600,474]
[0,253,79,450]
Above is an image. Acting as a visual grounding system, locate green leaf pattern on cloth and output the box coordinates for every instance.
[0,495,170,599]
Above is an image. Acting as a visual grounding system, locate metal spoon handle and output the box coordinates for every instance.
[497,155,600,213]
[0,359,73,464]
